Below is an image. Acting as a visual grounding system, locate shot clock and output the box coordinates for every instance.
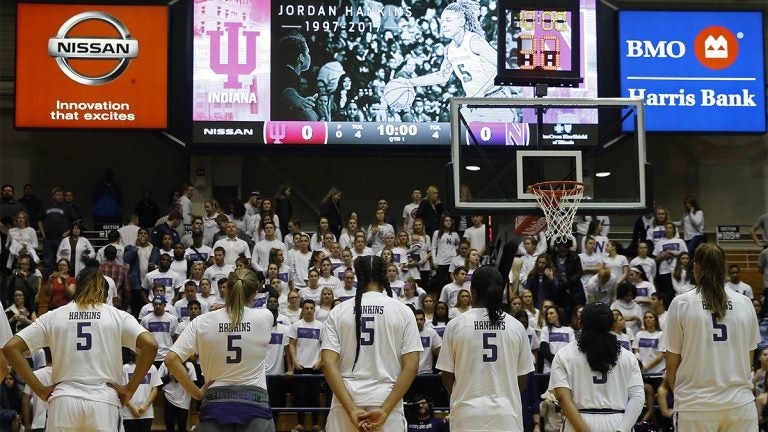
[495,0,583,87]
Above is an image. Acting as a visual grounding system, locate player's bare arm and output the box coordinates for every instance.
[553,387,590,432]
[665,351,681,389]
[517,373,528,391]
[164,351,203,400]
[2,336,54,402]
[406,54,454,88]
[321,349,366,428]
[112,331,158,404]
[441,370,455,395]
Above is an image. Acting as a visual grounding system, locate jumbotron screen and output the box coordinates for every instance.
[192,0,598,145]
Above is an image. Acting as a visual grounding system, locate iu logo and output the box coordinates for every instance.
[207,22,260,89]
[694,26,738,70]
[267,122,288,144]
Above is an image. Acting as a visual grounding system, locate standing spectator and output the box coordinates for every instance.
[151,211,182,249]
[177,185,195,226]
[142,254,183,302]
[550,240,584,322]
[431,215,460,293]
[141,296,178,370]
[96,230,124,264]
[38,187,77,278]
[5,211,39,270]
[0,185,25,270]
[124,228,161,317]
[43,259,75,311]
[63,191,84,226]
[319,187,343,239]
[118,215,141,249]
[121,350,161,432]
[213,222,251,266]
[5,290,35,334]
[367,209,395,255]
[653,222,688,308]
[751,212,768,248]
[202,199,222,246]
[135,190,160,229]
[402,188,422,235]
[56,222,94,276]
[416,186,442,236]
[288,299,324,432]
[92,169,123,224]
[376,197,398,233]
[666,243,760,430]
[100,245,129,310]
[157,360,196,432]
[760,247,768,297]
[679,195,705,253]
[21,347,52,432]
[17,184,42,228]
[463,215,487,256]
[274,184,294,231]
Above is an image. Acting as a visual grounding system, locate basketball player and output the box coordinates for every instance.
[665,243,760,430]
[164,268,276,431]
[435,266,534,431]
[2,266,158,431]
[322,255,422,431]
[402,0,504,100]
[549,303,644,432]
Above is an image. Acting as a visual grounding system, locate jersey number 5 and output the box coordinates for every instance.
[482,333,497,362]
[361,317,375,346]
[226,335,242,363]
[711,313,728,342]
[76,322,92,351]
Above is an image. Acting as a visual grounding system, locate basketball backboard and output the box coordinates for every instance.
[448,97,650,215]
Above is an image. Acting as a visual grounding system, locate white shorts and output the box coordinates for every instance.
[325,404,406,432]
[675,401,758,432]
[563,412,622,432]
[48,396,120,431]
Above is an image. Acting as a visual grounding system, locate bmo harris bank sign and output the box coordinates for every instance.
[619,11,765,133]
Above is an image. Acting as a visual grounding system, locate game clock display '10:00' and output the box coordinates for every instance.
[511,10,573,72]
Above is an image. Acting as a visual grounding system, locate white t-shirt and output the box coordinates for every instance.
[629,256,657,281]
[23,365,53,429]
[121,363,162,419]
[289,319,324,368]
[212,237,252,266]
[402,203,419,234]
[184,244,213,264]
[322,291,422,407]
[549,343,643,415]
[435,308,534,431]
[439,282,467,308]
[610,300,644,335]
[584,273,618,304]
[632,330,666,374]
[603,254,629,281]
[418,326,442,374]
[665,288,760,411]
[653,238,687,275]
[540,325,576,373]
[633,281,656,314]
[170,306,274,389]
[431,231,460,266]
[299,286,322,304]
[265,323,291,375]
[579,252,603,287]
[142,269,183,300]
[726,281,754,299]
[253,239,287,271]
[202,264,234,297]
[16,302,146,407]
[463,225,486,253]
[158,362,197,409]
[141,312,178,361]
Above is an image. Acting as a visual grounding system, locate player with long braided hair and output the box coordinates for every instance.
[436,266,533,431]
[322,255,422,431]
[549,303,644,432]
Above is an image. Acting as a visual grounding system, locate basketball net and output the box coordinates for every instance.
[531,181,585,244]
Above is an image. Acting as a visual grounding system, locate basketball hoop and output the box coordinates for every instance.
[530,181,586,244]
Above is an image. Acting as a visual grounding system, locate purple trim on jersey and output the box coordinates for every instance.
[421,336,431,348]
[638,337,658,348]
[147,321,171,332]
[153,277,172,287]
[636,287,648,297]
[548,332,570,343]
[296,327,320,340]
[200,403,271,424]
[662,243,680,252]
[434,327,445,338]
[179,307,189,317]
[270,333,284,345]
[278,272,289,282]
[128,372,152,385]
[619,340,631,350]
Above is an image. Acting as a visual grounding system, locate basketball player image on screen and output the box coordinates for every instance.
[384,0,515,111]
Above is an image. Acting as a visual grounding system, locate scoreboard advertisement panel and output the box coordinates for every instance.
[192,0,599,145]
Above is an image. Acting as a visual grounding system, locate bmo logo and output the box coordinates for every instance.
[693,26,739,70]
[626,40,686,59]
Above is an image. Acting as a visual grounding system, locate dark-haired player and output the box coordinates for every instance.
[322,255,421,431]
[436,266,533,431]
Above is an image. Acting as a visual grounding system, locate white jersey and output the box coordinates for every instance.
[16,302,146,406]
[23,365,53,429]
[289,319,324,368]
[265,323,291,375]
[632,330,666,374]
[418,326,442,374]
[665,288,760,411]
[436,308,534,431]
[170,306,274,389]
[141,312,178,361]
[540,325,576,373]
[121,363,162,420]
[447,32,496,97]
[549,343,643,419]
[322,291,422,407]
